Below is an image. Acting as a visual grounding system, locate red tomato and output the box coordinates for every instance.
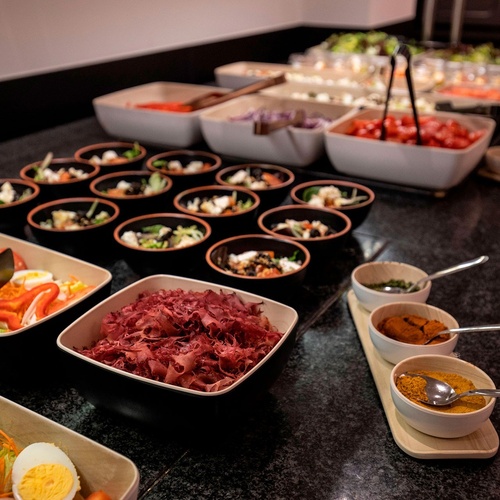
[86,491,112,500]
[0,248,27,271]
[345,114,485,149]
[444,136,472,149]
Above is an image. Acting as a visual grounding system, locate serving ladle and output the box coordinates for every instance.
[0,247,15,288]
[380,255,489,294]
[401,372,500,406]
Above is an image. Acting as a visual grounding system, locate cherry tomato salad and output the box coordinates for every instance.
[346,114,486,149]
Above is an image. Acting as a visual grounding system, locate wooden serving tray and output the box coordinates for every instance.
[347,289,499,459]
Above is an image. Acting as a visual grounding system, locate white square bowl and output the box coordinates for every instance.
[214,61,368,89]
[323,107,496,190]
[0,234,112,376]
[93,81,230,148]
[0,395,139,499]
[57,274,299,427]
[199,94,353,167]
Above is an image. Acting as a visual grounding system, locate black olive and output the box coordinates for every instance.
[126,182,143,195]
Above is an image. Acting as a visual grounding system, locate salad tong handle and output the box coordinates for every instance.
[380,43,422,145]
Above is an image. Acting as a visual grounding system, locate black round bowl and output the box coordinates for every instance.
[205,233,310,300]
[257,204,352,260]
[90,170,173,221]
[27,197,120,259]
[290,179,375,229]
[173,185,260,237]
[20,157,101,202]
[0,178,40,237]
[113,213,212,276]
[74,141,147,172]
[146,149,222,195]
[215,163,295,211]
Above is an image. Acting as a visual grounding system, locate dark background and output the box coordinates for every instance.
[2,0,500,142]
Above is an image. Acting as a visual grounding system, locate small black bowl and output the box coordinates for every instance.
[90,170,173,221]
[146,149,222,195]
[257,204,352,259]
[27,197,120,259]
[20,157,101,202]
[205,233,310,300]
[290,179,375,229]
[0,178,40,237]
[113,213,212,276]
[74,141,147,172]
[215,163,295,211]
[173,185,260,237]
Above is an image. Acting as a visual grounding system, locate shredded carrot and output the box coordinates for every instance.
[0,271,94,332]
[0,429,21,497]
[46,286,95,315]
[261,172,282,186]
[0,282,27,301]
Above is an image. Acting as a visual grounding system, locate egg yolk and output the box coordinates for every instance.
[12,270,53,290]
[16,463,76,500]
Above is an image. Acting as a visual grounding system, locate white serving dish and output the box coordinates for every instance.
[351,260,431,312]
[214,61,368,89]
[199,94,353,167]
[0,233,112,339]
[0,395,139,499]
[57,274,299,427]
[391,354,497,439]
[93,81,230,148]
[261,81,485,113]
[368,301,459,365]
[324,108,496,190]
[0,233,112,378]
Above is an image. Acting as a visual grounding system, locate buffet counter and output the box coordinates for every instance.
[1,116,499,499]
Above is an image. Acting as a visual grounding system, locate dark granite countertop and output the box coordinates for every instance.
[1,117,500,500]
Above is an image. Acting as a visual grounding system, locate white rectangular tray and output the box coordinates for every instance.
[214,61,368,89]
[347,289,499,459]
[0,395,140,499]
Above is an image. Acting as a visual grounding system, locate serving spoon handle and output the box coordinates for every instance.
[423,324,500,344]
[406,255,489,292]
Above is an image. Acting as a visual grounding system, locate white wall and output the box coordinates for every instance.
[0,0,416,82]
[303,0,418,28]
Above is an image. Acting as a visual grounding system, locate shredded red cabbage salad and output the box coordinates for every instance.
[76,288,284,392]
[229,108,333,129]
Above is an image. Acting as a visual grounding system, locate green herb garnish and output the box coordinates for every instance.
[122,142,142,160]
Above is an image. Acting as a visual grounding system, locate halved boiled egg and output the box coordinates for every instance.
[11,270,54,290]
[11,442,80,500]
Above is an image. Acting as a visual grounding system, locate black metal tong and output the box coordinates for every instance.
[380,43,422,145]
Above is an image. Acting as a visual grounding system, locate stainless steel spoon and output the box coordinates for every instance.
[380,255,489,293]
[0,247,15,288]
[402,372,500,406]
[421,324,500,345]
